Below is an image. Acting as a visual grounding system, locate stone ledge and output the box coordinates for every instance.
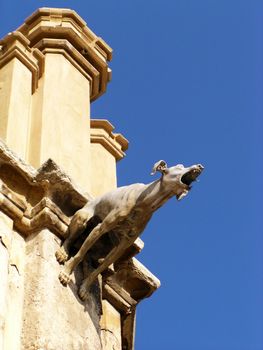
[0,139,89,210]
[91,119,129,161]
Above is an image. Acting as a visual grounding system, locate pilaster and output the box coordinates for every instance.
[0,8,113,192]
[90,119,128,197]
[18,8,112,192]
[0,31,43,159]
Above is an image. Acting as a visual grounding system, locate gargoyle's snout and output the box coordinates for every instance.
[180,164,204,187]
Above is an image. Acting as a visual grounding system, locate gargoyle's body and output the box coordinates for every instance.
[56,161,204,300]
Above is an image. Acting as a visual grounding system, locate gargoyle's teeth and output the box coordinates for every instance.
[181,169,201,186]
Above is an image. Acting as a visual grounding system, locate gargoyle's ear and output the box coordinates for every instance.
[151,160,168,175]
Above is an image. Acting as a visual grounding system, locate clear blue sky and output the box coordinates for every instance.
[1,1,262,349]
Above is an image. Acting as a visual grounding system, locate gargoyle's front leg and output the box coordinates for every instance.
[59,209,130,286]
[79,240,128,300]
[56,208,94,264]
[59,223,103,286]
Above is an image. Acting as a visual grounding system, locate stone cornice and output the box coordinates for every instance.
[19,7,112,61]
[0,184,68,238]
[34,38,100,97]
[90,119,129,161]
[16,8,112,101]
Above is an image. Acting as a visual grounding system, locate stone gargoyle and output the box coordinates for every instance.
[55,160,204,300]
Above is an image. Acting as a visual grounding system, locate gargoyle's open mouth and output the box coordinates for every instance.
[181,168,202,186]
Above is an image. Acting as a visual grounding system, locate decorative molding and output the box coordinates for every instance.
[34,38,100,96]
[15,8,113,101]
[91,119,129,161]
[0,31,45,93]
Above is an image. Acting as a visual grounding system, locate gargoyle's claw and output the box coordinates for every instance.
[59,271,71,286]
[55,247,69,264]
[79,282,90,301]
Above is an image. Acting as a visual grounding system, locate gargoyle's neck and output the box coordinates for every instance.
[137,178,174,213]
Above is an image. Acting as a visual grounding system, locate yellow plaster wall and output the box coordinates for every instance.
[0,58,32,160]
[0,62,12,140]
[90,143,117,197]
[27,54,91,192]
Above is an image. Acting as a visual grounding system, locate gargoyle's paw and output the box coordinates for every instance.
[79,283,90,301]
[55,247,69,264]
[58,271,71,286]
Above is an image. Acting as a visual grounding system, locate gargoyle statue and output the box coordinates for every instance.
[55,160,204,300]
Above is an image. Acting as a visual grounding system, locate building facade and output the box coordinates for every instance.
[0,8,160,350]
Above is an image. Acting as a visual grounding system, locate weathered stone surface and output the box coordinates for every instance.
[101,300,122,350]
[0,212,25,350]
[113,257,161,301]
[0,213,11,350]
[22,229,102,350]
[4,231,25,350]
